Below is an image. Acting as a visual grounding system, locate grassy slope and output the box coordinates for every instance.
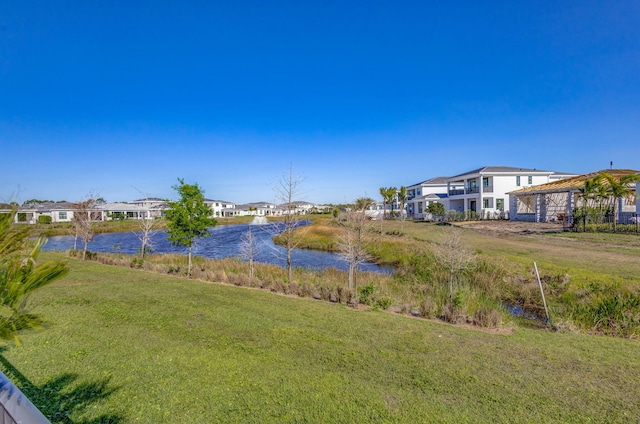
[1,254,638,423]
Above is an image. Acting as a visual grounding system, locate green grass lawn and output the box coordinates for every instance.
[2,254,639,423]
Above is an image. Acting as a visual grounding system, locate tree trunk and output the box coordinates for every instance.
[82,239,88,261]
[348,262,355,290]
[188,246,192,278]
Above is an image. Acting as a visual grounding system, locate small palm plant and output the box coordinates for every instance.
[0,210,68,344]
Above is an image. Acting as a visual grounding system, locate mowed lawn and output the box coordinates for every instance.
[2,254,639,423]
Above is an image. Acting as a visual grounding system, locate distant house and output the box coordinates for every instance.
[14,202,78,224]
[99,202,150,220]
[130,197,169,218]
[509,169,639,223]
[278,201,316,215]
[204,199,236,217]
[446,166,576,217]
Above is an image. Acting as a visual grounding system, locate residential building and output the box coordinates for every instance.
[204,199,236,217]
[130,197,169,218]
[509,169,639,223]
[405,177,449,219]
[13,202,78,224]
[99,202,150,220]
[446,166,576,217]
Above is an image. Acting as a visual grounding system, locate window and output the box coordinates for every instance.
[483,198,489,209]
[418,202,423,213]
[516,176,521,186]
[483,177,489,187]
[528,176,532,184]
[59,211,67,220]
[496,199,504,211]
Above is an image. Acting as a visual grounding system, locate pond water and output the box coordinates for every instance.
[42,221,392,274]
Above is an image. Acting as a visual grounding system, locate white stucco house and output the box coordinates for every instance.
[204,199,236,217]
[14,202,78,224]
[405,177,450,219]
[99,202,151,220]
[130,197,169,218]
[446,166,576,218]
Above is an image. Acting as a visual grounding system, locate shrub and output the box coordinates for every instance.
[375,295,393,310]
[38,215,52,224]
[130,257,144,269]
[358,283,376,305]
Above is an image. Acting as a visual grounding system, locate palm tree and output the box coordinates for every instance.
[601,172,640,231]
[386,187,397,217]
[397,186,408,230]
[397,186,408,217]
[0,210,68,344]
[379,187,389,219]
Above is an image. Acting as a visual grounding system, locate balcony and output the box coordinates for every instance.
[448,189,465,196]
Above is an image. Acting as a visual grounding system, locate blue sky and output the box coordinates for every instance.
[1,1,639,205]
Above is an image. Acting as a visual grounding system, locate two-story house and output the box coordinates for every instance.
[405,177,449,219]
[447,166,575,217]
[204,199,236,217]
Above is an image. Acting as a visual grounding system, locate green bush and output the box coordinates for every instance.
[38,215,52,224]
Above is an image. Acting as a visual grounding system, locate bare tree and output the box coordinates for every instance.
[337,201,374,294]
[432,226,475,301]
[133,191,162,260]
[274,165,306,282]
[72,195,98,261]
[239,225,261,280]
[136,211,161,260]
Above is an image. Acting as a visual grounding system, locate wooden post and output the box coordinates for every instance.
[534,262,551,325]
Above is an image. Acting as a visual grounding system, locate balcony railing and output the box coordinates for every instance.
[448,189,465,196]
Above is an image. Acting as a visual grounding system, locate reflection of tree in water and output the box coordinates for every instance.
[0,350,123,424]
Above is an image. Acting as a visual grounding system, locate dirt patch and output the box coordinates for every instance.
[453,220,565,235]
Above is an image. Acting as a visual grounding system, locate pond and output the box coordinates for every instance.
[42,221,392,274]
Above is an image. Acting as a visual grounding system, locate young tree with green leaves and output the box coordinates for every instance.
[166,179,217,278]
[0,210,68,344]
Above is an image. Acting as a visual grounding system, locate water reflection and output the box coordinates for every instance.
[42,221,392,274]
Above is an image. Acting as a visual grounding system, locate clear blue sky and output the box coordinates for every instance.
[1,1,639,205]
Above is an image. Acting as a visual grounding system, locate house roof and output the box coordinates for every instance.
[30,202,77,211]
[509,169,640,195]
[449,166,554,179]
[245,201,276,207]
[132,197,165,202]
[99,202,147,211]
[412,193,448,201]
[407,176,450,187]
[204,198,234,204]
